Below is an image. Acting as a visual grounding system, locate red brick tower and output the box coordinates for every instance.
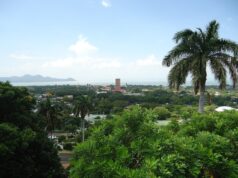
[115,78,121,91]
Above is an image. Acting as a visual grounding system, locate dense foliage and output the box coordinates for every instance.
[29,84,238,117]
[28,85,96,97]
[0,82,65,178]
[70,106,238,178]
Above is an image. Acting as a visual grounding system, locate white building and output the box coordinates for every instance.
[215,106,237,112]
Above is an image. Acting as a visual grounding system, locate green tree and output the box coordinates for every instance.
[97,98,112,114]
[70,106,238,177]
[73,95,92,142]
[70,106,157,178]
[153,106,171,120]
[163,20,238,113]
[0,82,65,178]
[38,98,61,138]
[0,82,35,128]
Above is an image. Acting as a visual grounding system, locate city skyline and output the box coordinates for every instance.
[0,0,238,84]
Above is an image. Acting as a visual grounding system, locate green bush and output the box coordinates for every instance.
[70,106,238,178]
[0,82,65,178]
[153,106,171,120]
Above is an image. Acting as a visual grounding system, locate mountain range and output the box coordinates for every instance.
[0,74,76,83]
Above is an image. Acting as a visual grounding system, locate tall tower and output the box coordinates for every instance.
[115,78,121,91]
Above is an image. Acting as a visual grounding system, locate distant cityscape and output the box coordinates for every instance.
[0,74,231,87]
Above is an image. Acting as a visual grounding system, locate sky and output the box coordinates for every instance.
[0,0,238,84]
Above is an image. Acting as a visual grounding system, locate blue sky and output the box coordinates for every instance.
[0,0,238,84]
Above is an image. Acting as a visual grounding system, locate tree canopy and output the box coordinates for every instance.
[70,106,238,178]
[0,82,65,178]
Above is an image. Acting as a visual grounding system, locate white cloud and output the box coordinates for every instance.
[134,54,160,66]
[5,36,171,84]
[9,53,53,61]
[69,35,98,56]
[9,53,35,60]
[42,58,75,68]
[101,0,111,8]
[41,56,121,70]
[117,54,170,83]
[91,58,121,69]
[44,35,121,70]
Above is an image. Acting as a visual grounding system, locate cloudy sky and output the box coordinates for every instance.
[0,0,238,84]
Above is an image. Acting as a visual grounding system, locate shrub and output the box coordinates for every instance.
[153,106,171,120]
[70,106,238,178]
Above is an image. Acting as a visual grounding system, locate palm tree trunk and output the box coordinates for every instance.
[198,89,205,113]
[82,119,85,142]
[50,117,53,139]
[83,119,85,142]
[46,111,53,139]
[80,117,85,142]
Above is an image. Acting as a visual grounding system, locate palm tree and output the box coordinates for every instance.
[38,98,59,138]
[73,95,92,142]
[163,20,238,113]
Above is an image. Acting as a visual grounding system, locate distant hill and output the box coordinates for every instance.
[0,74,76,83]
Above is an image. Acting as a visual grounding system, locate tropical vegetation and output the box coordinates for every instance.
[70,106,238,178]
[73,95,92,142]
[0,82,65,178]
[1,20,238,178]
[163,20,238,113]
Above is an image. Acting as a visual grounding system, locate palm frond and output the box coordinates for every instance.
[162,44,193,66]
[197,28,206,43]
[173,29,194,43]
[209,59,227,89]
[168,59,191,90]
[212,39,238,54]
[210,55,237,88]
[206,20,219,40]
[73,95,92,118]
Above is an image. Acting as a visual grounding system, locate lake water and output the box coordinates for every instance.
[12,81,82,86]
[11,81,167,86]
[10,80,224,87]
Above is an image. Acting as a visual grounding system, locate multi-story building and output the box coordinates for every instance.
[113,78,126,93]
